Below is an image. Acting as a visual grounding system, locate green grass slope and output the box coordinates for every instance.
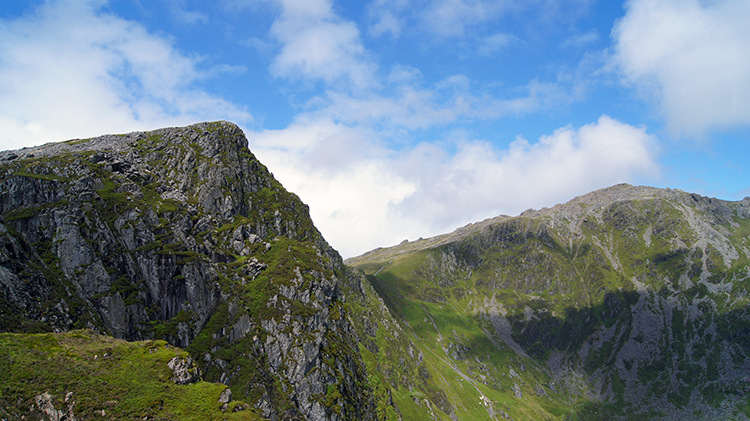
[348,185,750,420]
[0,330,258,420]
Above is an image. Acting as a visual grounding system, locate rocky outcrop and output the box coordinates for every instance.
[168,356,201,385]
[31,392,77,421]
[0,122,375,421]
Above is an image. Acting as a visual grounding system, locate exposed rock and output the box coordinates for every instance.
[219,387,232,403]
[512,384,522,399]
[168,356,201,385]
[219,387,232,412]
[31,392,76,421]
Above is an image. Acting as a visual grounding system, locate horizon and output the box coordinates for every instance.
[1,0,749,257]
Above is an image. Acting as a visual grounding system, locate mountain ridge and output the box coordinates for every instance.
[348,181,750,420]
[346,183,750,266]
[2,122,750,420]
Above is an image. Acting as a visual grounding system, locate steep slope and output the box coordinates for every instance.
[348,184,750,420]
[0,122,380,421]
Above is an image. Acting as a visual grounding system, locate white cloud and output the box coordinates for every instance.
[612,0,750,137]
[261,0,578,133]
[391,114,659,230]
[477,32,519,56]
[246,119,417,256]
[301,75,570,132]
[368,10,402,38]
[268,0,377,91]
[365,0,408,39]
[0,0,251,150]
[421,0,509,37]
[248,115,659,257]
[166,0,209,25]
[365,0,593,40]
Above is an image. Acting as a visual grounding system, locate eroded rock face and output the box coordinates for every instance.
[0,122,375,421]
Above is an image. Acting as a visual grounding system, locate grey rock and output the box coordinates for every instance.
[218,387,232,413]
[512,383,522,399]
[32,392,76,421]
[168,356,201,385]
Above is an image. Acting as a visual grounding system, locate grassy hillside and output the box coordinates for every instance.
[0,329,258,420]
[348,185,750,420]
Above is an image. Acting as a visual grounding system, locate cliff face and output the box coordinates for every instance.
[0,122,375,421]
[349,184,750,420]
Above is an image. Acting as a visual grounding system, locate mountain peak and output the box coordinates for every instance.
[1,121,244,161]
[346,184,750,265]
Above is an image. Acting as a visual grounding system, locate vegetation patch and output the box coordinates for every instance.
[0,330,259,420]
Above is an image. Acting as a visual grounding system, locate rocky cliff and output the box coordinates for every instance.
[0,122,381,421]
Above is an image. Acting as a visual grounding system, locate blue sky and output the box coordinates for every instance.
[1,0,749,257]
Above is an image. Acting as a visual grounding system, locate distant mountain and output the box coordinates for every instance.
[2,123,749,420]
[348,183,750,420]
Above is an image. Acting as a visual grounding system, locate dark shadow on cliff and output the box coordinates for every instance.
[365,263,750,421]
